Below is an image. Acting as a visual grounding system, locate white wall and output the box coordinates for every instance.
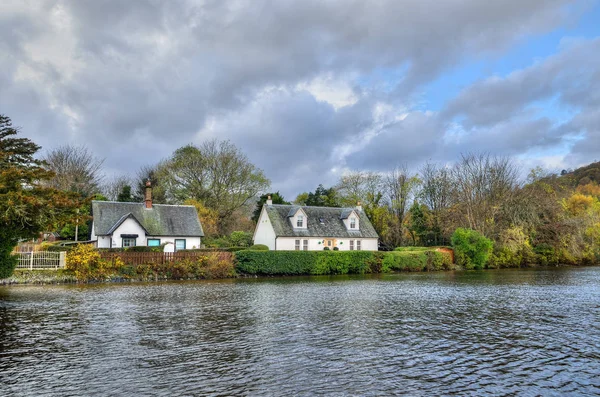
[253,207,277,250]
[110,218,148,248]
[96,236,111,248]
[276,237,378,251]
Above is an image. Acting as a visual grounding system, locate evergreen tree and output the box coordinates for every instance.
[0,114,80,277]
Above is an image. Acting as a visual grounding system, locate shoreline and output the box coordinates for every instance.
[1,263,594,286]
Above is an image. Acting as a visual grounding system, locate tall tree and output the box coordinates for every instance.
[102,175,132,201]
[305,184,340,207]
[160,140,270,233]
[384,165,421,246]
[419,162,453,244]
[0,115,80,277]
[117,185,134,202]
[252,192,290,223]
[452,153,519,237]
[135,164,168,204]
[42,145,104,198]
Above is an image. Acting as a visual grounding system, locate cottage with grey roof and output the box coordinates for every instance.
[253,197,379,251]
[91,181,204,250]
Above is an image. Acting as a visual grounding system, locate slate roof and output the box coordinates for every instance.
[92,201,204,237]
[264,204,379,238]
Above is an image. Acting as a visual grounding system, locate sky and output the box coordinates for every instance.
[1,0,600,198]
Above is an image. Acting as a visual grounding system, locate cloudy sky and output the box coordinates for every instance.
[2,0,600,197]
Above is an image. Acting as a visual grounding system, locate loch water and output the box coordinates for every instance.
[1,268,599,396]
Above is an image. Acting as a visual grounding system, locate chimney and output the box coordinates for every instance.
[145,179,152,209]
[356,201,362,211]
[266,195,273,206]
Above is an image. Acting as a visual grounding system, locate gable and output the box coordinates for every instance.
[92,201,204,237]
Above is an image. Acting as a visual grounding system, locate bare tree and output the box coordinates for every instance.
[420,161,453,244]
[384,165,421,246]
[102,175,132,201]
[42,145,104,197]
[335,171,383,207]
[452,153,519,237]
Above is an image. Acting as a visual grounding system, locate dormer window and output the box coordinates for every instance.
[297,215,304,228]
[350,217,356,229]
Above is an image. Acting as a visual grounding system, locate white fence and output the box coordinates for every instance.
[16,252,66,270]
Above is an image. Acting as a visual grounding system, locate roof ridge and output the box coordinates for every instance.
[93,200,195,208]
[268,204,358,210]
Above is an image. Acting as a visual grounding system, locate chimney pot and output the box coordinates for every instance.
[266,195,273,206]
[356,201,362,211]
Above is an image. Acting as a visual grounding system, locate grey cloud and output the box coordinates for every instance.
[0,0,591,197]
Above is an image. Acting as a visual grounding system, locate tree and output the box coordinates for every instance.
[384,165,421,247]
[42,145,104,198]
[117,185,134,202]
[134,164,168,204]
[419,162,453,244]
[451,228,493,270]
[102,175,132,201]
[0,115,80,277]
[160,140,270,233]
[407,202,430,246]
[252,192,290,223]
[452,153,518,238]
[305,184,340,207]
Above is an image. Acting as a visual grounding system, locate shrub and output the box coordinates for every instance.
[0,235,18,279]
[451,228,493,270]
[323,247,330,251]
[248,244,269,251]
[333,247,339,251]
[66,244,123,281]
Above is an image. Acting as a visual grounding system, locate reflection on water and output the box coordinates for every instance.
[1,268,600,395]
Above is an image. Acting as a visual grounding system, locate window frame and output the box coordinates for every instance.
[350,217,356,229]
[349,240,354,250]
[295,239,301,250]
[147,238,161,247]
[303,239,308,251]
[122,237,136,248]
[296,215,304,228]
[356,240,361,251]
[175,239,186,251]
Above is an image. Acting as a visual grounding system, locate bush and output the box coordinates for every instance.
[248,244,269,251]
[451,228,493,270]
[0,235,18,279]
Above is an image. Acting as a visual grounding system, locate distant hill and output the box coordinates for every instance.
[559,161,600,186]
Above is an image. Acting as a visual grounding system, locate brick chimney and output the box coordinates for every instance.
[266,195,273,206]
[144,180,152,209]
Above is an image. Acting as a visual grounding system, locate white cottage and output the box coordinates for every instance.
[90,182,204,250]
[253,198,379,251]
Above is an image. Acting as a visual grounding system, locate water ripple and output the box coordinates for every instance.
[1,268,599,396]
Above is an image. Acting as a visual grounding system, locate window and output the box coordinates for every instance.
[350,217,356,229]
[327,240,332,247]
[349,240,354,250]
[147,239,161,247]
[357,240,361,251]
[297,215,304,228]
[295,239,301,250]
[175,239,186,251]
[122,238,136,247]
[303,240,308,251]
